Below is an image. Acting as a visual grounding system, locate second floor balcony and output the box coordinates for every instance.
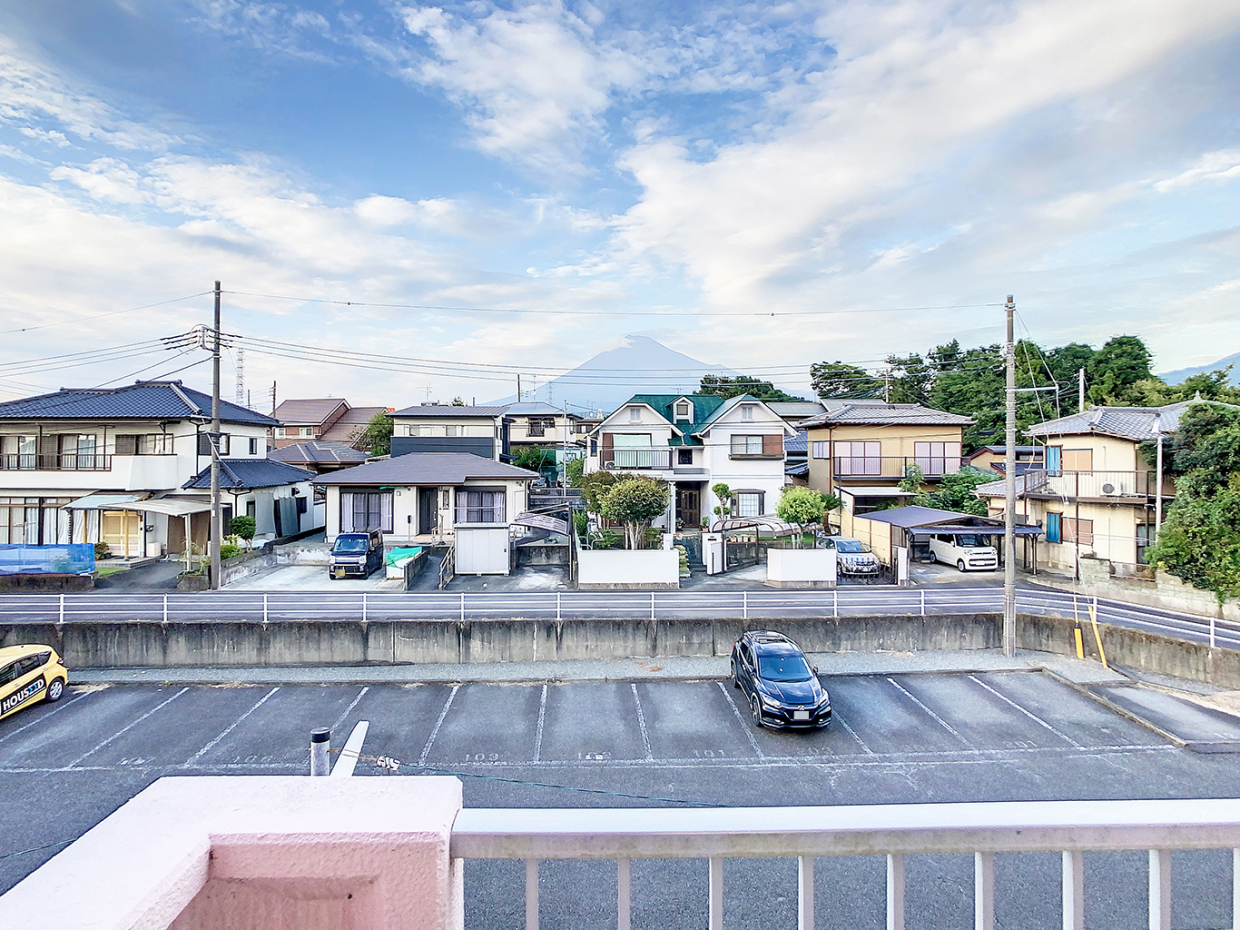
[1022,469,1175,501]
[831,455,964,480]
[601,448,673,470]
[0,452,113,471]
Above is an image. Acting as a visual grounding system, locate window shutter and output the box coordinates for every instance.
[762,434,782,456]
[115,435,138,456]
[601,433,613,450]
[197,433,210,456]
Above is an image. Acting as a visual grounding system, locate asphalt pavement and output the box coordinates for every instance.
[3,657,1240,929]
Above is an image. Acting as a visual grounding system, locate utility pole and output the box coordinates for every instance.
[270,380,276,417]
[517,374,522,403]
[234,345,245,406]
[1078,368,1086,413]
[210,281,222,591]
[1003,295,1017,658]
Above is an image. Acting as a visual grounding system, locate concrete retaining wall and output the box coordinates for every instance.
[275,542,331,566]
[1035,558,1240,623]
[6,611,1238,688]
[219,551,276,587]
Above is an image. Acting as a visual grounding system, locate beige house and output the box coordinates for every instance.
[976,403,1196,575]
[800,401,973,517]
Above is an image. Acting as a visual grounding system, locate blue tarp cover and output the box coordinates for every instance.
[0,544,96,575]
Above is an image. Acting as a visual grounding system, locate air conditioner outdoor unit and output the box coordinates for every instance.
[604,461,616,470]
[1101,483,1119,495]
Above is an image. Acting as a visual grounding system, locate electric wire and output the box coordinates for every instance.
[0,292,213,336]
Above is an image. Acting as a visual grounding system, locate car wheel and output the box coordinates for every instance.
[928,551,938,564]
[750,695,763,729]
[957,560,966,572]
[46,678,64,702]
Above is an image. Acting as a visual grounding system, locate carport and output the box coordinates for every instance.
[67,496,212,571]
[853,505,1042,571]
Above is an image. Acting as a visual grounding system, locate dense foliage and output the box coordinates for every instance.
[599,476,671,549]
[228,515,256,543]
[775,486,827,531]
[698,374,804,401]
[809,361,881,399]
[565,457,585,487]
[514,445,556,471]
[356,411,393,455]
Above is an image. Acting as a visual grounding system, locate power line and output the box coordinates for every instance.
[0,291,213,336]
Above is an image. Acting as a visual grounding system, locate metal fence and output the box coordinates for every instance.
[452,798,1240,930]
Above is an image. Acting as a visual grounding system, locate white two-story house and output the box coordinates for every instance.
[584,393,793,530]
[0,380,312,558]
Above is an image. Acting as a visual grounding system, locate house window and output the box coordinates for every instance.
[590,439,597,455]
[811,441,830,459]
[913,441,962,476]
[197,433,230,456]
[274,428,286,438]
[1045,512,1062,544]
[611,434,656,468]
[444,425,458,437]
[741,405,754,420]
[116,434,169,456]
[731,435,764,456]
[248,437,259,455]
[628,406,641,422]
[1063,517,1094,546]
[1136,523,1152,564]
[675,401,691,421]
[736,491,764,517]
[456,489,505,524]
[339,490,393,533]
[677,449,693,465]
[301,427,314,437]
[246,500,256,518]
[1063,449,1093,472]
[834,441,881,476]
[730,434,781,457]
[1046,446,1062,476]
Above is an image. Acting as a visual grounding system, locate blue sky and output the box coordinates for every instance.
[0,0,1238,408]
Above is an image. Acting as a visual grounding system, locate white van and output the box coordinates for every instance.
[928,533,998,572]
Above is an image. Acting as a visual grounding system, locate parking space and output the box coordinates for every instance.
[225,563,402,591]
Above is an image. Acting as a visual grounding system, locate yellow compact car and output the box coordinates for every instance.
[0,644,68,721]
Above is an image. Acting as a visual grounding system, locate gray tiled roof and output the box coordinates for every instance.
[269,440,370,466]
[183,458,315,490]
[272,398,348,425]
[784,430,808,453]
[800,401,974,428]
[1025,401,1201,441]
[0,381,277,426]
[313,452,538,486]
[320,406,390,445]
[392,404,510,418]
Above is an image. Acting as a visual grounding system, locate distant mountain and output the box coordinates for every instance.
[486,335,743,414]
[1160,351,1240,386]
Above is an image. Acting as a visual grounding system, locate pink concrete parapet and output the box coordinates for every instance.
[0,776,464,930]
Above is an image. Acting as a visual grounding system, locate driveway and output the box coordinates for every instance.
[225,563,404,592]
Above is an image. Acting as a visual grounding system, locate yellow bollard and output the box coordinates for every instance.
[1074,627,1084,659]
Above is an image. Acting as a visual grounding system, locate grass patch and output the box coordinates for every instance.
[94,565,129,578]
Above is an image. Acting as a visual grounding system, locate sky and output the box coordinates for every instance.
[0,0,1238,410]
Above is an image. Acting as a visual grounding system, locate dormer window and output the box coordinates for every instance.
[628,406,641,422]
[674,400,691,422]
[741,405,755,420]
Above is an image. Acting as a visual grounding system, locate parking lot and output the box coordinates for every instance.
[3,672,1239,928]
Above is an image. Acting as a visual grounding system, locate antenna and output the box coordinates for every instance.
[234,346,246,407]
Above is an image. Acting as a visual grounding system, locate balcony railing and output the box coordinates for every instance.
[601,448,672,470]
[0,453,113,472]
[831,456,964,479]
[453,798,1240,930]
[1023,469,1175,501]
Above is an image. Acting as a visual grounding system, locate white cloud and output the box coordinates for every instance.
[1154,149,1240,193]
[19,126,69,147]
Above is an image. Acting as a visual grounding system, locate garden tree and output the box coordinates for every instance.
[809,361,881,399]
[884,352,934,405]
[1149,402,1240,604]
[711,482,734,524]
[819,491,842,514]
[776,486,827,539]
[1167,367,1240,405]
[926,341,1005,450]
[514,446,555,471]
[698,374,804,402]
[451,397,466,406]
[228,515,256,549]
[579,470,617,513]
[1086,335,1153,405]
[600,476,671,549]
[1044,342,1096,390]
[898,464,989,515]
[356,410,393,455]
[565,456,585,487]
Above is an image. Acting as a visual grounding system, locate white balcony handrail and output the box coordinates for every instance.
[453,800,1240,930]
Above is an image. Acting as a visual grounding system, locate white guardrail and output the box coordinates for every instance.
[453,799,1240,930]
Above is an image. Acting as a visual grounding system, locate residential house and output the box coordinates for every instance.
[390,404,512,461]
[271,398,390,451]
[182,459,319,542]
[966,445,1044,476]
[504,402,584,459]
[313,453,538,574]
[269,440,370,475]
[767,400,827,428]
[584,394,793,530]
[800,400,973,517]
[0,380,284,558]
[976,402,1196,573]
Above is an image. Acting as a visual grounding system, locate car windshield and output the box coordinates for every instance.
[834,539,864,553]
[758,653,813,682]
[956,534,992,548]
[333,537,368,554]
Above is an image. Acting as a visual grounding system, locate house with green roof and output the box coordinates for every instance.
[585,393,794,529]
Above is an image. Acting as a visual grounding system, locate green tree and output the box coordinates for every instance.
[600,476,671,549]
[357,411,393,455]
[514,445,556,471]
[885,352,934,405]
[711,482,733,525]
[228,515,256,549]
[776,485,827,539]
[698,374,804,402]
[913,470,992,516]
[927,341,1004,450]
[809,361,881,399]
[1165,367,1240,405]
[1044,342,1095,391]
[565,457,585,487]
[451,396,466,406]
[580,470,617,513]
[1086,335,1153,405]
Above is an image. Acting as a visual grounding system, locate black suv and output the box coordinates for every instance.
[731,631,831,730]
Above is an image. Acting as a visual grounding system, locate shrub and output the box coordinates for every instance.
[228,515,256,543]
[220,542,242,561]
[93,542,111,560]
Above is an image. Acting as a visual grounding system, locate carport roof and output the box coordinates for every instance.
[856,504,1042,536]
[313,452,538,486]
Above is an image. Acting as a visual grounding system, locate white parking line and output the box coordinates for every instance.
[886,678,968,743]
[834,714,874,754]
[968,676,1084,749]
[330,687,370,735]
[68,688,188,768]
[630,684,654,761]
[716,682,765,760]
[186,687,280,765]
[0,690,95,748]
[419,685,459,766]
[533,684,548,762]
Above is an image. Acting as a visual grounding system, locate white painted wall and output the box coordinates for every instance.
[766,548,837,584]
[577,548,680,588]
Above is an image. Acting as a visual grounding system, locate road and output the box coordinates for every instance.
[2,672,1239,928]
[2,586,1238,651]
